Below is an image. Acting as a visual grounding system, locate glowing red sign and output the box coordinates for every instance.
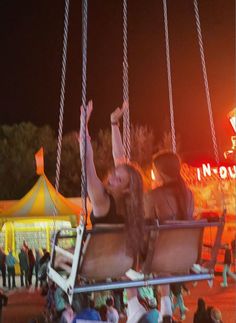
[197,163,236,181]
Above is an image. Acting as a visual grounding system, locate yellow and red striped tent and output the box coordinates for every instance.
[0,174,81,221]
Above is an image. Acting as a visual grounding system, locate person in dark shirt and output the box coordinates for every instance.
[28,249,35,286]
[18,246,29,287]
[144,152,194,224]
[193,298,209,323]
[221,243,236,287]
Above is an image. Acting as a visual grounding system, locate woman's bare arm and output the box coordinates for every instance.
[111,101,128,166]
[80,101,110,217]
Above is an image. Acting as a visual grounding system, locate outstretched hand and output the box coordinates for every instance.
[110,100,128,123]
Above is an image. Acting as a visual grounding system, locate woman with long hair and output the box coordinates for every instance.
[80,100,146,258]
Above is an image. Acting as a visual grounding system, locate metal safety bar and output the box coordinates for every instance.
[73,273,214,294]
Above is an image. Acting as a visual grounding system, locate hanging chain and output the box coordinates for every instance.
[80,0,88,223]
[55,0,70,193]
[193,0,219,164]
[163,0,176,153]
[194,0,226,213]
[123,0,131,160]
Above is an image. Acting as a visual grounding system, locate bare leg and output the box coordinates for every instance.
[126,288,146,323]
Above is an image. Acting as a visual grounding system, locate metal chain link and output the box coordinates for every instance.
[123,0,131,160]
[163,0,176,153]
[55,0,70,193]
[80,0,88,223]
[194,0,226,213]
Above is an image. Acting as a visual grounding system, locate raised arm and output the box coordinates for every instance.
[110,101,128,166]
[80,101,110,217]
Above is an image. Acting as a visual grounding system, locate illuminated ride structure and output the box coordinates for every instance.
[224,108,236,160]
[47,0,225,304]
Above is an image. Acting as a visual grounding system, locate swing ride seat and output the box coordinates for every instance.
[142,220,213,275]
[48,217,224,304]
[79,224,134,280]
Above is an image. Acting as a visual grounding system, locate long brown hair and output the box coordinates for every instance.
[111,163,146,258]
[123,164,146,257]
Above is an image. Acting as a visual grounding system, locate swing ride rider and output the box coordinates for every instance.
[80,100,147,260]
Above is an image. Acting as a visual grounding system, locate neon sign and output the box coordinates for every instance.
[197,163,236,181]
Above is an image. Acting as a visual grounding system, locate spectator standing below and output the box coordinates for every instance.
[0,248,6,288]
[38,249,50,287]
[34,249,41,288]
[72,295,101,322]
[231,234,236,272]
[0,289,8,323]
[28,248,35,286]
[221,243,236,287]
[6,250,16,289]
[170,283,189,321]
[19,246,29,287]
[106,296,119,323]
[193,298,209,323]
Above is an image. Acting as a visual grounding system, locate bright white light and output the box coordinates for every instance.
[151,169,155,181]
[228,108,236,133]
[230,116,236,133]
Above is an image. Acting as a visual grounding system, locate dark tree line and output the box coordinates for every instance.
[0,122,161,199]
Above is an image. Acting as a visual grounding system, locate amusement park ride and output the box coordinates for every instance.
[46,0,228,304]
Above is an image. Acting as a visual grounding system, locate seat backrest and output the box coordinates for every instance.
[143,221,204,275]
[79,224,134,280]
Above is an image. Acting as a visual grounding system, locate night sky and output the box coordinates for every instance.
[0,0,235,162]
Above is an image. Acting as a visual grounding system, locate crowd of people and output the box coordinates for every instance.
[42,279,226,323]
[0,242,50,290]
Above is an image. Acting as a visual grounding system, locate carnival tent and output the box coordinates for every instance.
[0,174,81,220]
[0,147,82,253]
[0,146,81,221]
